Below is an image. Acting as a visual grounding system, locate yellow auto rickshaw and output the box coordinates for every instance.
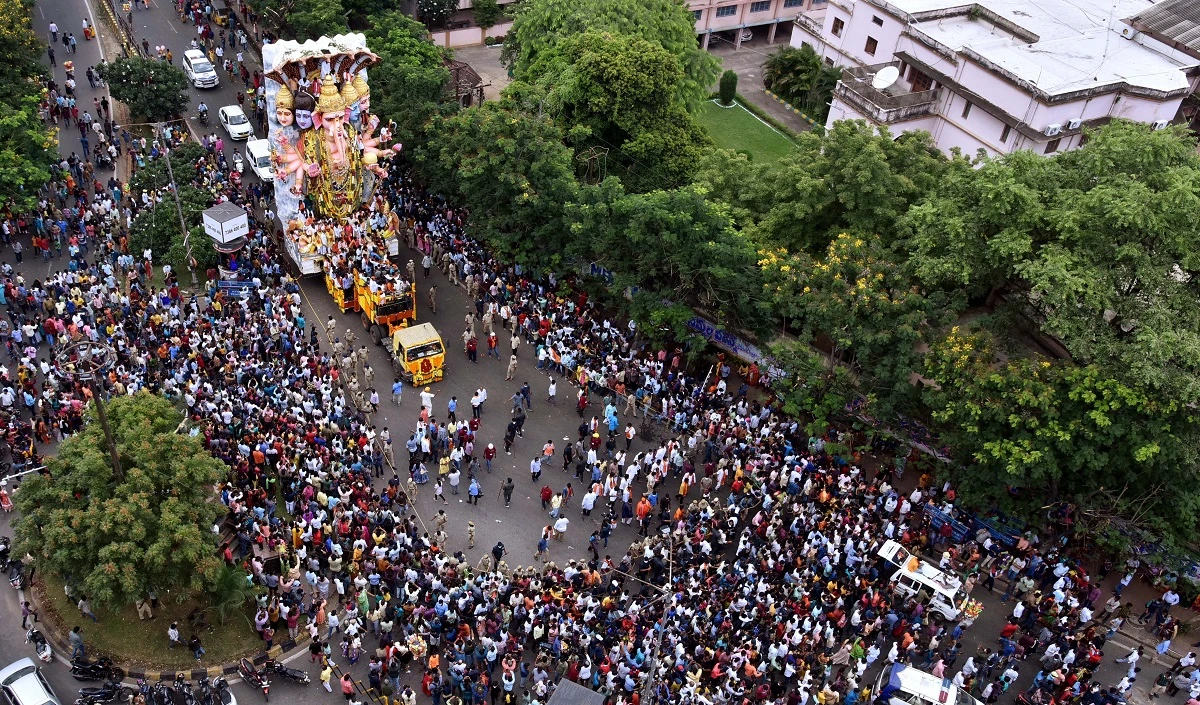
[391,322,445,385]
[213,7,232,26]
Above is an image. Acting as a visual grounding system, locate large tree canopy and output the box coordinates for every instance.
[923,327,1200,547]
[513,30,710,191]
[903,121,1200,401]
[98,57,190,122]
[363,12,452,146]
[502,0,720,113]
[0,0,59,209]
[417,102,579,270]
[14,393,227,607]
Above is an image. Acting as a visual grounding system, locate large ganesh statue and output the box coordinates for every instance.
[262,35,399,242]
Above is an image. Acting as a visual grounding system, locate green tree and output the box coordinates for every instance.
[417,102,578,270]
[760,45,839,120]
[718,69,737,105]
[129,185,211,259]
[752,121,949,253]
[472,0,503,29]
[97,57,190,122]
[0,92,57,210]
[904,120,1200,402]
[511,30,711,192]
[418,0,457,28]
[761,233,960,418]
[289,0,349,40]
[363,11,452,147]
[14,393,227,608]
[166,225,218,277]
[128,142,207,196]
[207,564,260,625]
[0,0,70,208]
[770,338,857,436]
[923,327,1200,547]
[503,0,720,112]
[567,182,768,332]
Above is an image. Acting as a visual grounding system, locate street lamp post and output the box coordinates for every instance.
[156,122,199,286]
[53,340,122,483]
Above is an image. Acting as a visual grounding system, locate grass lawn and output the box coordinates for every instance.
[696,100,798,165]
[35,574,263,670]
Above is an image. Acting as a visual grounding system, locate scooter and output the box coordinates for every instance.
[232,151,243,174]
[25,628,52,662]
[207,676,236,705]
[76,679,132,703]
[71,656,125,682]
[263,659,310,685]
[238,658,270,701]
[0,536,10,571]
[198,109,209,127]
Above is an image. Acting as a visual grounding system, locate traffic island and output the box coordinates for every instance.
[30,573,268,673]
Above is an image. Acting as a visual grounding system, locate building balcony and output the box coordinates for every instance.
[793,11,821,35]
[836,61,940,123]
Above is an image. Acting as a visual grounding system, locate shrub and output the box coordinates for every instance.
[485,36,496,45]
[718,70,738,106]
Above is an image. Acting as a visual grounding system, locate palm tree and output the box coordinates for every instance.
[761,45,823,106]
[207,564,259,626]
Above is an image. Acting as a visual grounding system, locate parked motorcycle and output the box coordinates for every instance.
[25,628,52,663]
[76,679,133,704]
[9,559,24,589]
[263,659,310,685]
[70,656,125,682]
[238,658,270,701]
[173,674,196,705]
[207,676,236,705]
[150,680,173,705]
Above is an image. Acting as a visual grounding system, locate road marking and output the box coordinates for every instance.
[38,6,44,18]
[80,0,105,61]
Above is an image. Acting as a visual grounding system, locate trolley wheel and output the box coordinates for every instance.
[371,325,383,346]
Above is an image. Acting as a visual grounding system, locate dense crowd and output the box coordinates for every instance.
[0,134,1193,705]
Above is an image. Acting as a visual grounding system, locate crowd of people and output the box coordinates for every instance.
[0,121,1191,705]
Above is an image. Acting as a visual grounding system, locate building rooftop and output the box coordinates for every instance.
[883,0,1194,96]
[1129,0,1200,57]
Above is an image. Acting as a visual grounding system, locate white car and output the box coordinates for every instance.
[0,658,63,705]
[244,139,275,182]
[182,49,219,89]
[219,106,254,141]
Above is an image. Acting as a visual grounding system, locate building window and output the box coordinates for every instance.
[1045,138,1061,154]
[784,0,803,7]
[961,101,972,118]
[693,9,703,20]
[864,36,878,55]
[750,0,771,11]
[715,5,737,17]
[1000,124,1011,143]
[872,15,884,25]
[831,17,844,35]
[824,57,834,66]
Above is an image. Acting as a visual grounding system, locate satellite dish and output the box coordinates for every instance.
[872,65,900,90]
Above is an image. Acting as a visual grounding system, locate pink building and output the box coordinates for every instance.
[790,0,1200,156]
[687,0,820,50]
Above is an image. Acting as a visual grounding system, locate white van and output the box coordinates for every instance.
[878,539,966,621]
[182,49,219,88]
[244,139,274,182]
[875,663,984,705]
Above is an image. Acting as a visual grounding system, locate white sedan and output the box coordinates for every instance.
[219,106,254,141]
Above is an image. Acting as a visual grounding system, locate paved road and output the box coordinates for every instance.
[12,7,1195,705]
